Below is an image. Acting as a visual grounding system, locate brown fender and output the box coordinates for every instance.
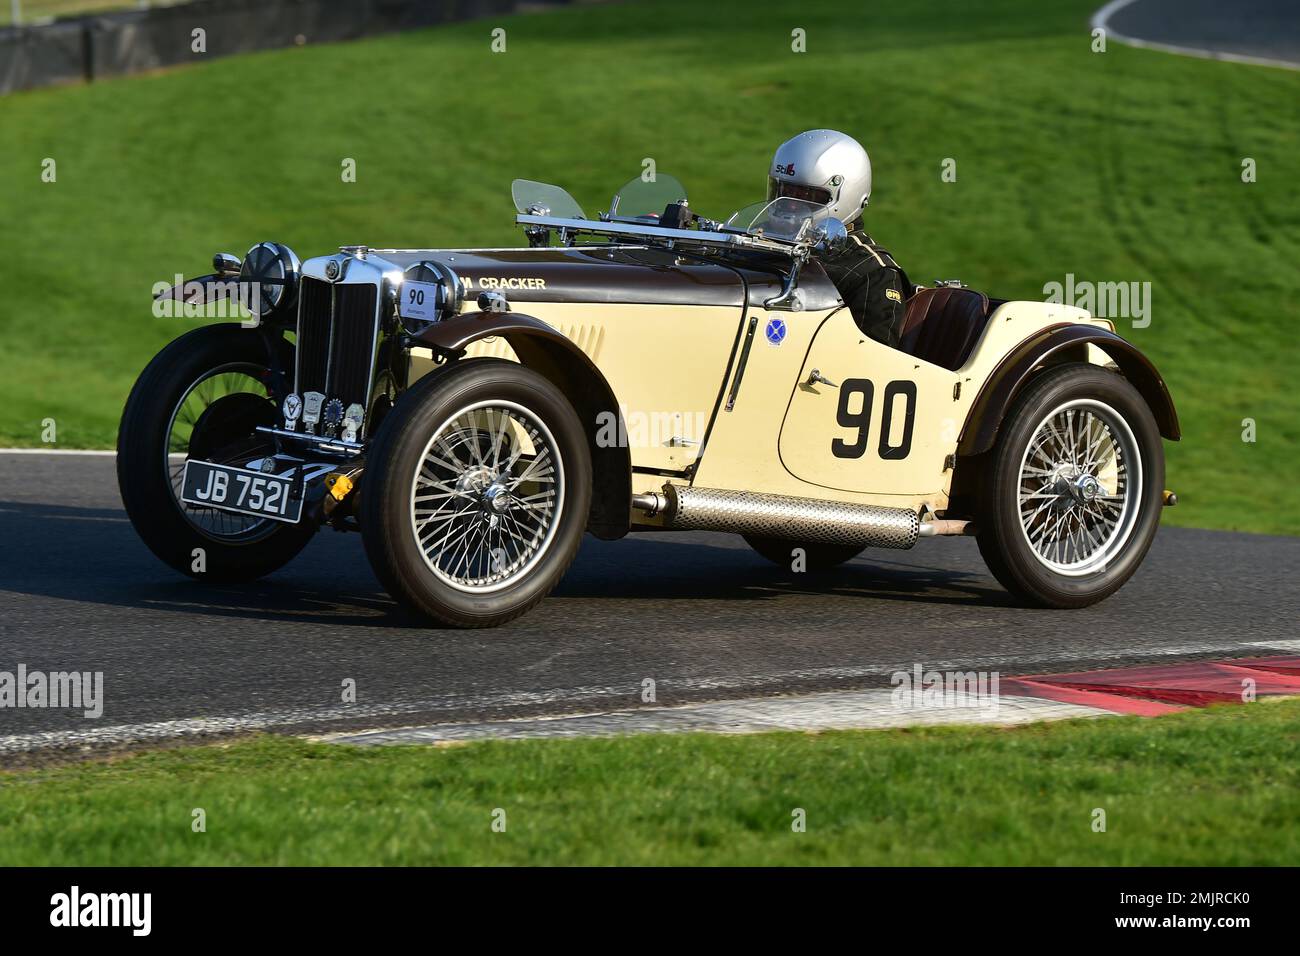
[153,273,240,305]
[957,324,1180,456]
[412,311,631,540]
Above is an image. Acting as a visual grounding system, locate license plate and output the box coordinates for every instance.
[180,460,303,524]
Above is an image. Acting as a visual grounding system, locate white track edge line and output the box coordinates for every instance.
[0,448,116,456]
[1091,0,1300,72]
[5,639,1291,754]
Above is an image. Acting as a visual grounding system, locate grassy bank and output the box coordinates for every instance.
[1,699,1297,865]
[1,0,1296,533]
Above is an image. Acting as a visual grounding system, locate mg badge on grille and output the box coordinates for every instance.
[342,403,365,444]
[324,259,341,280]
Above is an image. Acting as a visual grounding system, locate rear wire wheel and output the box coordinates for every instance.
[976,364,1164,608]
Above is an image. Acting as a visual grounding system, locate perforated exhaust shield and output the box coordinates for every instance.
[664,485,920,550]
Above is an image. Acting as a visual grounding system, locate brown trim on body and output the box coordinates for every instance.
[375,247,841,312]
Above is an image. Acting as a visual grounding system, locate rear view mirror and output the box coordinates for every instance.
[814,218,848,253]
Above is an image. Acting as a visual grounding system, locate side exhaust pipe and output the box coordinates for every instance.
[918,519,976,537]
[633,485,921,550]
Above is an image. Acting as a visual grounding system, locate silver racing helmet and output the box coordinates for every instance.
[767,129,872,223]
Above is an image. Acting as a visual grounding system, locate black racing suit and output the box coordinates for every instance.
[815,226,911,348]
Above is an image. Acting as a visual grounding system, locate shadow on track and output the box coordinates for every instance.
[0,497,1005,630]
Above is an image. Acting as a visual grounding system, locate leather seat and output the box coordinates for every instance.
[897,287,992,371]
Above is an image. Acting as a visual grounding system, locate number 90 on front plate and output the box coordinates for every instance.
[180,460,303,523]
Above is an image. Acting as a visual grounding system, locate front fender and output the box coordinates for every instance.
[412,311,632,540]
[413,310,573,357]
[153,273,242,306]
[957,324,1180,456]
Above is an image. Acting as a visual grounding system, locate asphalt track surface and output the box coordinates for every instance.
[1,452,1297,757]
[1096,0,1300,68]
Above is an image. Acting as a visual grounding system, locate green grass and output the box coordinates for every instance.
[2,700,1298,865]
[1,0,1297,533]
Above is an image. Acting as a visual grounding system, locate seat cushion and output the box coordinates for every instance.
[898,287,992,371]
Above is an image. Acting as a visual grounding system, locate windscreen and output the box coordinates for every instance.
[608,173,688,220]
[511,179,587,219]
[722,196,828,242]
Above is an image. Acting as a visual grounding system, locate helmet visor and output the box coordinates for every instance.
[768,178,833,207]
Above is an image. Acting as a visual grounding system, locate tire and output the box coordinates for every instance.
[744,535,865,571]
[975,363,1164,608]
[358,359,591,628]
[117,324,316,582]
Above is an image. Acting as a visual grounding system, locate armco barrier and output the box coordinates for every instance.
[0,0,555,95]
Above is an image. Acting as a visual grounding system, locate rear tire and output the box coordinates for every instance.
[358,360,591,628]
[117,324,316,583]
[976,363,1164,608]
[744,535,865,571]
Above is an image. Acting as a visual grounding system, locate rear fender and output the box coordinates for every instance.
[957,324,1180,457]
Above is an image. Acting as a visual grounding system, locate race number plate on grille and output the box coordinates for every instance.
[180,460,303,524]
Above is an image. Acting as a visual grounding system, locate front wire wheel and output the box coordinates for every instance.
[360,360,591,627]
[410,401,564,592]
[976,364,1164,608]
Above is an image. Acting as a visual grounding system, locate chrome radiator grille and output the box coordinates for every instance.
[294,277,379,435]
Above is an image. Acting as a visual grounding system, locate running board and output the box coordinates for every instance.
[633,485,921,550]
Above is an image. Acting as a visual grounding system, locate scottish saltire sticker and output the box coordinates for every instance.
[765,317,787,346]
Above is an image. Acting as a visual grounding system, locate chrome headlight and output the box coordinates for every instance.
[399,260,464,328]
[238,241,301,322]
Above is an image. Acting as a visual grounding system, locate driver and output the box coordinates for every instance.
[768,130,911,348]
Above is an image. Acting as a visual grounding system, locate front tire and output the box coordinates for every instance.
[358,360,591,628]
[117,324,317,582]
[976,363,1165,608]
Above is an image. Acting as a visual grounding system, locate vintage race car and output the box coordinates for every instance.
[119,174,1180,627]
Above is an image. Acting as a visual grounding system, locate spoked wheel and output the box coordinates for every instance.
[977,363,1164,608]
[166,365,279,542]
[359,359,591,627]
[118,324,317,581]
[411,401,565,592]
[1015,398,1141,575]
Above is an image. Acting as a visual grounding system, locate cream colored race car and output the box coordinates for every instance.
[119,174,1180,627]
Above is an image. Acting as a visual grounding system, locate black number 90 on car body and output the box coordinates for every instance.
[831,378,917,460]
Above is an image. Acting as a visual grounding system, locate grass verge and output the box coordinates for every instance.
[2,699,1298,865]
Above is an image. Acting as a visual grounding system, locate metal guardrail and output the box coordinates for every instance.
[1,0,558,94]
